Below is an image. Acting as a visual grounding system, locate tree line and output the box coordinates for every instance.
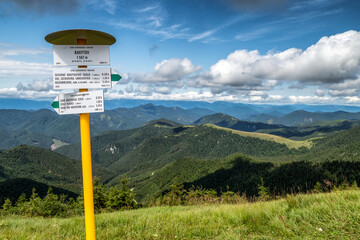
[2,159,360,217]
[185,158,360,197]
[1,177,138,217]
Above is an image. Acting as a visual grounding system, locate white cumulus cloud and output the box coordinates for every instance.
[135,58,201,83]
[16,79,53,91]
[193,30,360,94]
[345,96,360,103]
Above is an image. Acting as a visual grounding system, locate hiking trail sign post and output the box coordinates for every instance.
[45,29,118,240]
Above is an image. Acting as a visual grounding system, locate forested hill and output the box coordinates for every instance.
[194,113,287,131]
[0,145,114,194]
[294,126,360,162]
[55,119,183,167]
[56,119,309,196]
[57,119,306,168]
[135,126,360,200]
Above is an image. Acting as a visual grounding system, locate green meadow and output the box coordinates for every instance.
[1,189,360,239]
[205,124,313,149]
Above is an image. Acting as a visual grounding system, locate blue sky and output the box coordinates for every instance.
[0,0,360,105]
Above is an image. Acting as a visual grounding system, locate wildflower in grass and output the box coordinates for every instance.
[316,227,323,232]
[153,233,159,238]
[281,215,285,221]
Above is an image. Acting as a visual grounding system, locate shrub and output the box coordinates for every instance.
[2,199,12,212]
[312,182,323,193]
[257,178,270,201]
[95,177,138,211]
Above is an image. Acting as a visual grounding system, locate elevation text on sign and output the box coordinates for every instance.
[53,45,110,66]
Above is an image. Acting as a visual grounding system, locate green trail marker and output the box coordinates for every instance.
[111,73,122,82]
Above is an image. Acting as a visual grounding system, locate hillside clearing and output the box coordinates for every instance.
[1,190,360,239]
[205,124,313,149]
[50,138,70,150]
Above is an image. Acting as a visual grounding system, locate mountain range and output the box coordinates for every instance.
[3,98,360,117]
[248,110,360,126]
[195,112,360,140]
[194,113,288,131]
[2,99,360,203]
[0,104,213,149]
[2,119,360,201]
[3,103,360,150]
[54,119,310,200]
[2,117,360,202]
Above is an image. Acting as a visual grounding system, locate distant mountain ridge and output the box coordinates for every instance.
[249,110,360,126]
[197,112,360,140]
[3,106,360,150]
[3,98,360,116]
[194,113,287,131]
[0,105,213,149]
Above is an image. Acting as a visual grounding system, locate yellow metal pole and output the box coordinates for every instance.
[78,38,96,240]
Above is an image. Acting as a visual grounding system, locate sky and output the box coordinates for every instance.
[0,0,360,105]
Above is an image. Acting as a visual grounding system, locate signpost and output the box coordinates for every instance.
[46,29,118,240]
[53,68,121,89]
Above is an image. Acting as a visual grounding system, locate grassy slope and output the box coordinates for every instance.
[205,124,313,149]
[1,190,360,239]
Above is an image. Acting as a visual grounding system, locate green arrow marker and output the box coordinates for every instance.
[51,96,60,114]
[51,101,59,109]
[111,74,122,82]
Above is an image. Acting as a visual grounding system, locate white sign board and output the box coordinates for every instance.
[53,68,111,89]
[53,45,110,66]
[52,90,104,115]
